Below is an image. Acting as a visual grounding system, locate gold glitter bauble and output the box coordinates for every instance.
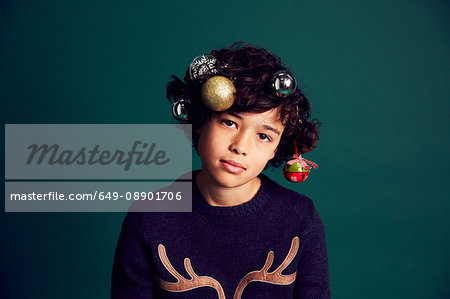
[201,76,236,111]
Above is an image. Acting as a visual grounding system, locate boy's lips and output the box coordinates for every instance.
[220,160,246,169]
[220,160,246,174]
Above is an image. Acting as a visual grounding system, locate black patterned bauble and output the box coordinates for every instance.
[189,54,219,82]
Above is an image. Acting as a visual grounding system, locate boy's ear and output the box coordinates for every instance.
[269,147,278,160]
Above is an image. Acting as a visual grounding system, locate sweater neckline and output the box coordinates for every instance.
[192,170,271,216]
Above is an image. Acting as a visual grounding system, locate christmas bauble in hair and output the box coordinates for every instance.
[201,76,236,111]
[189,54,219,81]
[271,71,297,97]
[171,98,190,121]
[283,161,310,183]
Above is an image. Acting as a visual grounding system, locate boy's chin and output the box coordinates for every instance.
[212,172,258,189]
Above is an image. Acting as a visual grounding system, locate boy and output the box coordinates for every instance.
[112,42,330,298]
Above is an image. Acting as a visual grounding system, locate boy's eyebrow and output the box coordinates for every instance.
[227,112,243,119]
[261,124,281,136]
[226,112,281,136]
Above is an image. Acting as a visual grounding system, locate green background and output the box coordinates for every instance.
[1,0,449,298]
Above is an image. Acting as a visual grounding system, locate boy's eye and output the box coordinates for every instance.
[258,133,272,142]
[222,120,237,128]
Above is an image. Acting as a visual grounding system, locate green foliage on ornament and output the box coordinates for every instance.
[284,161,309,173]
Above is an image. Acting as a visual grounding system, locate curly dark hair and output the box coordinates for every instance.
[167,42,320,168]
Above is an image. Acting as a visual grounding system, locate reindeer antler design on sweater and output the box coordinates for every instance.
[157,244,226,298]
[233,236,300,298]
[157,236,300,299]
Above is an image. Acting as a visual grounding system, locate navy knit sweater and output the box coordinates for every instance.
[111,172,330,298]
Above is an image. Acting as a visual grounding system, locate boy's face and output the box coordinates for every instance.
[197,108,285,189]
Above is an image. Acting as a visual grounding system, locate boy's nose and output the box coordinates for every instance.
[229,132,250,156]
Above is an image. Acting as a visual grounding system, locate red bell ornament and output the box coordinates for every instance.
[283,161,310,182]
[283,141,318,183]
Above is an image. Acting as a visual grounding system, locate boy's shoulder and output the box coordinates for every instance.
[259,173,317,212]
[261,173,314,202]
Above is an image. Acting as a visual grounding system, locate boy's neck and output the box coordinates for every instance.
[196,170,262,207]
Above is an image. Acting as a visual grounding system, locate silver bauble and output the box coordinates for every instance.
[271,71,297,97]
[171,98,190,121]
